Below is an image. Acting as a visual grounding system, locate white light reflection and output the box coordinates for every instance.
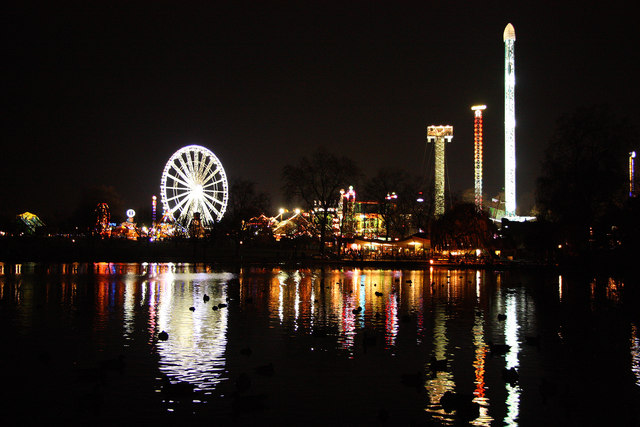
[385,292,398,348]
[155,272,230,396]
[503,292,521,426]
[631,323,640,387]
[277,270,287,324]
[123,278,136,344]
[341,292,357,354]
[475,270,481,303]
[293,270,301,331]
[310,275,315,330]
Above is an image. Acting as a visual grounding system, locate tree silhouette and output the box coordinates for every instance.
[536,105,635,251]
[218,178,271,243]
[431,202,496,252]
[363,168,407,240]
[282,147,360,255]
[363,168,431,240]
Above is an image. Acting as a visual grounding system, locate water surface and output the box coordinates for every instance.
[1,262,638,425]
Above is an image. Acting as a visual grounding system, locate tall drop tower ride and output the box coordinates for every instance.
[427,125,453,217]
[472,105,486,211]
[504,23,516,217]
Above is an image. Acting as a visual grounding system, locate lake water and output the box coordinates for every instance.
[1,262,638,425]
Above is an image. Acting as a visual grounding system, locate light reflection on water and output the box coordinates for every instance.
[472,310,492,426]
[632,323,640,387]
[1,263,639,424]
[90,263,234,394]
[424,301,456,424]
[503,292,521,427]
[153,272,231,393]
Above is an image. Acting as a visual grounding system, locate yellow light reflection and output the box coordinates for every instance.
[558,275,563,302]
[123,277,136,343]
[293,270,301,330]
[424,301,456,423]
[606,277,623,303]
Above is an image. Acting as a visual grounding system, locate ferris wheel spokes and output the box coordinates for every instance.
[202,194,222,218]
[160,145,229,229]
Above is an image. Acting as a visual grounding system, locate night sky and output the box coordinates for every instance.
[3,1,637,223]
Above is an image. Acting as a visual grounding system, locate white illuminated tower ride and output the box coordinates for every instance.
[472,105,486,211]
[427,125,453,217]
[504,23,516,217]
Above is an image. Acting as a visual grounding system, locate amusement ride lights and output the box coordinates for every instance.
[504,23,517,217]
[427,125,453,218]
[160,145,229,228]
[472,105,487,211]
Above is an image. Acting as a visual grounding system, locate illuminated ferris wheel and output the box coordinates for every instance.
[160,145,229,228]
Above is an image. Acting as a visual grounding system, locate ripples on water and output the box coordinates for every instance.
[0,262,638,425]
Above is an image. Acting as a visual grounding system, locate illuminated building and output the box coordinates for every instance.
[472,105,487,211]
[337,186,386,239]
[504,23,517,217]
[271,188,388,241]
[427,125,454,217]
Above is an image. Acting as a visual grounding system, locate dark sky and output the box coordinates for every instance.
[3,1,638,222]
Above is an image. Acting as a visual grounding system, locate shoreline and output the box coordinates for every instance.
[0,236,630,274]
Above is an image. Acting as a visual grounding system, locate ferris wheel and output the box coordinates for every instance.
[160,145,229,227]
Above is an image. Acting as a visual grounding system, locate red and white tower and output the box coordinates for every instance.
[472,105,486,211]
